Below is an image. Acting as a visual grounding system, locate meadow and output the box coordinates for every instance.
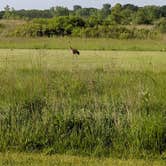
[0,37,166,51]
[0,48,166,161]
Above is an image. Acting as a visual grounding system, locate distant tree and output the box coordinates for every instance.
[121,8,133,24]
[155,18,166,33]
[133,6,160,25]
[100,3,111,19]
[50,7,55,15]
[75,8,98,18]
[144,6,160,20]
[103,3,111,11]
[3,5,11,19]
[73,5,82,11]
[107,3,123,24]
[159,6,166,17]
[133,8,151,24]
[15,9,53,19]
[54,6,69,16]
[4,5,10,12]
[87,16,102,27]
[112,3,122,12]
[0,11,5,19]
[123,4,138,11]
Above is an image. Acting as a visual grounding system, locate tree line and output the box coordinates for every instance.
[10,17,159,39]
[0,4,166,38]
[1,4,166,25]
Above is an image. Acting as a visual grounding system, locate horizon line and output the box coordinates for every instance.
[0,3,165,11]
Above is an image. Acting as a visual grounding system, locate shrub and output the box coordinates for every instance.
[155,18,166,33]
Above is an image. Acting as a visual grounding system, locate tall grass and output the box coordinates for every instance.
[0,152,165,166]
[0,50,165,158]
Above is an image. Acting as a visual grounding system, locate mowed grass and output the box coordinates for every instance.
[0,37,166,51]
[0,49,166,71]
[0,152,165,166]
[0,49,166,160]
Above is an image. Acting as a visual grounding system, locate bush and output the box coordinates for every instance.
[155,18,166,33]
[8,16,159,39]
[12,16,86,37]
[72,26,158,39]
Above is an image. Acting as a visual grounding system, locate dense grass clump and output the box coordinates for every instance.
[0,152,165,166]
[0,60,165,158]
[0,69,166,156]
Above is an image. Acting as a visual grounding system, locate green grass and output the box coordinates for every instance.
[0,49,166,159]
[0,37,166,51]
[0,152,165,166]
[1,49,166,71]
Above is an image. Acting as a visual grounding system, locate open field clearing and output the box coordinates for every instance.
[0,49,166,71]
[0,37,166,51]
[0,49,166,160]
[0,152,165,166]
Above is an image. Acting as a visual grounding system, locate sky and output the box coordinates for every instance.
[0,0,165,10]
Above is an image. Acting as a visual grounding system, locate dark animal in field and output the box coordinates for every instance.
[70,46,80,57]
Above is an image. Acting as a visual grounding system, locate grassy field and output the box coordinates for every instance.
[0,152,165,166]
[0,37,166,51]
[0,49,166,71]
[0,49,166,163]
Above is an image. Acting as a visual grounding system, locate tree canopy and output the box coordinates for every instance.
[0,3,165,26]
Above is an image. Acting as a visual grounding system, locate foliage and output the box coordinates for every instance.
[8,17,158,39]
[159,6,166,17]
[73,5,82,11]
[53,6,69,16]
[15,9,53,19]
[12,16,85,37]
[1,3,164,39]
[100,3,111,19]
[75,8,98,18]
[155,18,166,33]
[133,6,160,25]
[0,11,5,19]
[0,4,165,26]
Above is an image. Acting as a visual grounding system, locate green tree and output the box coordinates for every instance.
[0,11,5,19]
[133,8,150,24]
[3,5,11,19]
[155,18,166,33]
[75,8,98,18]
[100,3,111,18]
[87,16,102,27]
[144,6,160,21]
[123,4,138,11]
[121,4,138,24]
[73,5,82,11]
[107,3,123,24]
[53,6,69,16]
[121,8,133,24]
[159,6,166,17]
[133,6,160,25]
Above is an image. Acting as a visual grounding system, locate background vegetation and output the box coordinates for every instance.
[0,3,166,38]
